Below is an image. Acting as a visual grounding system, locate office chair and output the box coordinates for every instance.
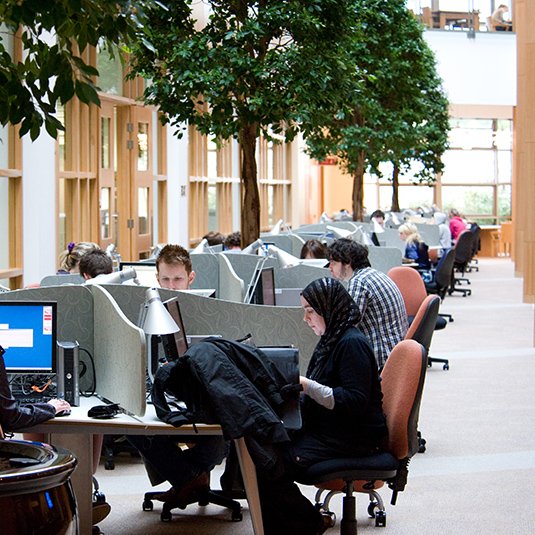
[468,223,481,272]
[424,248,456,323]
[142,469,243,522]
[405,295,448,370]
[297,339,427,535]
[387,266,447,330]
[449,231,474,297]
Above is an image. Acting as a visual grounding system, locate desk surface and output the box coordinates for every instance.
[20,396,262,535]
[24,397,223,436]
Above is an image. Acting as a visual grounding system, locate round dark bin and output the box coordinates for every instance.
[0,439,78,535]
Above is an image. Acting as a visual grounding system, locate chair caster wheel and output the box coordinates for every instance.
[367,501,378,518]
[375,510,386,527]
[161,509,172,522]
[142,499,153,511]
[232,510,243,521]
[443,363,449,370]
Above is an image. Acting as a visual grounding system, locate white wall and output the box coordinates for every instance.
[166,126,189,247]
[22,133,56,286]
[425,30,516,106]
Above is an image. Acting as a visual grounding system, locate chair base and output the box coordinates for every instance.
[143,488,243,522]
[315,486,387,532]
[428,356,450,370]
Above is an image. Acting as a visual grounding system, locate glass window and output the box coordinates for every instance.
[449,119,494,150]
[207,135,218,178]
[101,187,111,239]
[208,184,217,231]
[267,141,274,181]
[498,184,512,220]
[101,117,111,169]
[96,42,123,96]
[442,185,494,216]
[57,105,66,173]
[385,184,435,211]
[138,187,149,234]
[59,179,66,253]
[138,122,149,171]
[441,150,495,184]
[497,150,512,183]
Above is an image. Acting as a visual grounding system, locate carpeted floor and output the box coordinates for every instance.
[93,257,535,535]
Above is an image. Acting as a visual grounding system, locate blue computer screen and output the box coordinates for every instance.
[0,301,57,373]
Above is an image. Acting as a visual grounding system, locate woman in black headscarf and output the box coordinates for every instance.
[258,277,387,535]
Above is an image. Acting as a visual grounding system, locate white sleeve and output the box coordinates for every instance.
[305,379,335,410]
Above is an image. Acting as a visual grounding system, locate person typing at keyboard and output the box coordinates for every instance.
[0,347,71,432]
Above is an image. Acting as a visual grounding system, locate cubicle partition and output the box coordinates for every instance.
[260,233,306,257]
[0,285,147,416]
[103,284,318,374]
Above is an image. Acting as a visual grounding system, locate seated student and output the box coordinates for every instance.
[398,223,431,268]
[79,249,113,280]
[448,208,467,244]
[203,230,225,246]
[432,212,452,257]
[155,244,196,290]
[300,239,327,260]
[370,209,385,227]
[223,231,242,251]
[491,4,512,31]
[57,242,99,274]
[257,278,387,535]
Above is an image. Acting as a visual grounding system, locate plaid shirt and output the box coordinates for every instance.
[347,267,409,368]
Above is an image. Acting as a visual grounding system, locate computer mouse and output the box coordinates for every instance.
[55,409,71,417]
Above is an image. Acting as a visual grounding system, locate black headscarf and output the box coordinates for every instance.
[302,278,361,380]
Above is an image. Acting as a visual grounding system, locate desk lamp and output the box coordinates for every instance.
[318,212,331,223]
[242,238,264,255]
[139,288,180,380]
[326,225,357,240]
[268,219,284,235]
[267,245,300,268]
[191,238,209,254]
[85,267,139,285]
[354,226,375,247]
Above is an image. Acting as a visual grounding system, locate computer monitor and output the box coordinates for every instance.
[0,301,58,373]
[161,297,189,361]
[252,267,276,306]
[120,261,158,287]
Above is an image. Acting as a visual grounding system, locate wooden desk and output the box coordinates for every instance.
[21,397,263,535]
[478,225,501,257]
[432,10,480,31]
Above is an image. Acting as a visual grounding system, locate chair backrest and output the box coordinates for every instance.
[387,266,427,317]
[381,339,427,459]
[434,248,456,292]
[454,230,475,264]
[470,224,481,256]
[405,295,440,355]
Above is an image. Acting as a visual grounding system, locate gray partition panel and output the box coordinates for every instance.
[221,253,278,295]
[367,247,403,274]
[190,253,220,295]
[415,223,440,246]
[260,233,305,257]
[274,264,331,289]
[40,274,85,286]
[0,285,95,392]
[218,254,245,302]
[100,284,318,373]
[90,285,146,416]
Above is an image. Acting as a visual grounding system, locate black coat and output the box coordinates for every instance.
[152,337,301,477]
[0,356,55,432]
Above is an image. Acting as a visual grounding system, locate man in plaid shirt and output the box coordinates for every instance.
[326,239,409,369]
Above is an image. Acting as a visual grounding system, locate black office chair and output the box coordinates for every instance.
[405,295,448,370]
[142,469,243,522]
[425,248,456,323]
[468,223,481,272]
[297,340,427,535]
[449,231,474,296]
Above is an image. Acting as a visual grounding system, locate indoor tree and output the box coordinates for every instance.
[304,0,450,220]
[128,0,359,246]
[0,0,149,139]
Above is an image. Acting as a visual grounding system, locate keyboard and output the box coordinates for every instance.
[14,396,52,405]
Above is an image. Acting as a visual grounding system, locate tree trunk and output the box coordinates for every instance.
[391,164,400,212]
[240,122,260,248]
[352,150,366,222]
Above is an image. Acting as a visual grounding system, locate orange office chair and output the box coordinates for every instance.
[388,266,448,330]
[297,339,427,534]
[405,295,448,370]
